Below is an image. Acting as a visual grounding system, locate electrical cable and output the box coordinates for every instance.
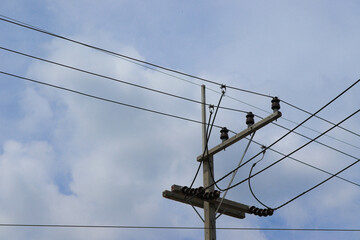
[0,70,224,129]
[213,79,360,192]
[248,152,271,209]
[246,136,360,188]
[282,99,360,139]
[0,46,248,115]
[269,120,360,157]
[6,37,358,151]
[5,42,358,153]
[190,79,360,198]
[274,154,360,210]
[2,14,360,144]
[230,108,360,193]
[0,223,360,232]
[0,15,271,99]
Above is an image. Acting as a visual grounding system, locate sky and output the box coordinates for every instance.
[0,1,359,239]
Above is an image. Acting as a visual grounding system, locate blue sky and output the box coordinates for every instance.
[0,1,359,239]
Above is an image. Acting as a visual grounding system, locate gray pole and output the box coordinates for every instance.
[201,85,216,240]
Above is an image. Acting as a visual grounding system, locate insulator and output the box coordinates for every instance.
[246,112,255,127]
[181,186,188,193]
[214,190,221,199]
[190,188,197,195]
[249,206,256,214]
[262,209,269,217]
[254,208,261,216]
[203,192,210,200]
[220,127,229,142]
[258,209,266,217]
[271,97,280,112]
[266,208,274,216]
[184,187,191,195]
[220,84,226,94]
[197,187,204,195]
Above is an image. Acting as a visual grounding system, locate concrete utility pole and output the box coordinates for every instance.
[201,85,216,240]
[163,85,282,240]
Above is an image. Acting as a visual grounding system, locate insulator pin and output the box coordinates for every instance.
[246,112,255,127]
[220,127,229,142]
[271,97,280,112]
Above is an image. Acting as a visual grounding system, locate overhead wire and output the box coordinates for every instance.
[190,79,360,197]
[216,79,360,190]
[0,70,223,128]
[0,15,270,98]
[282,99,360,139]
[1,15,360,196]
[4,70,357,191]
[274,153,360,210]
[1,15,360,148]
[0,223,360,232]
[230,108,360,193]
[269,120,360,156]
[0,46,248,115]
[246,136,360,188]
[5,45,358,153]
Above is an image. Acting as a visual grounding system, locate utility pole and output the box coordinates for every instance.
[201,85,216,240]
[163,85,282,240]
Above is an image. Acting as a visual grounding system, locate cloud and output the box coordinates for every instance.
[0,1,360,240]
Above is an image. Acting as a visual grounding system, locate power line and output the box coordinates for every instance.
[0,15,271,99]
[197,79,360,196]
[0,70,222,127]
[268,119,360,158]
[1,15,360,145]
[233,108,360,192]
[0,223,359,232]
[282,99,360,139]
[247,137,360,188]
[0,46,248,115]
[275,154,360,210]
[4,45,358,154]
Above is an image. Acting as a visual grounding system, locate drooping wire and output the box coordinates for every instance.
[248,146,271,209]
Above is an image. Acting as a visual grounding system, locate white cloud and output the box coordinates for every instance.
[0,1,360,240]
